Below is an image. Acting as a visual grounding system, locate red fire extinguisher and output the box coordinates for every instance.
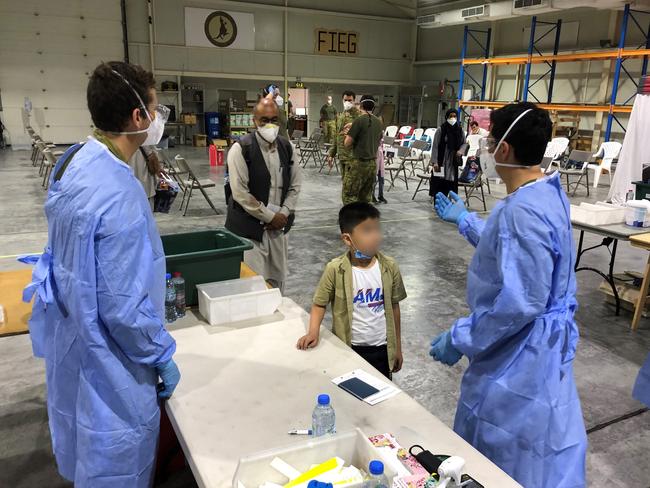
[216,148,224,166]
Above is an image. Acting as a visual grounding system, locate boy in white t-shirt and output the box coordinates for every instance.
[296,203,407,378]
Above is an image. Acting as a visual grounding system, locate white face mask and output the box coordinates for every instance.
[257,123,279,143]
[343,100,354,111]
[276,95,284,107]
[447,118,457,126]
[142,114,165,146]
[479,108,533,179]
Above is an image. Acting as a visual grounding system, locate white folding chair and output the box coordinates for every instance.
[397,125,412,145]
[588,141,622,188]
[423,128,437,141]
[422,128,437,164]
[384,125,398,138]
[544,137,570,174]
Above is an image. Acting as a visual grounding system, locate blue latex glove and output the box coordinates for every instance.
[429,330,463,366]
[156,359,181,400]
[17,254,42,265]
[434,191,468,225]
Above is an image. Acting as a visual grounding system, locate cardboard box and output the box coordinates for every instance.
[213,139,228,148]
[181,113,197,125]
[193,134,207,147]
[599,276,650,318]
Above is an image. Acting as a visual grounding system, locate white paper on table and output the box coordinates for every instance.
[331,369,401,406]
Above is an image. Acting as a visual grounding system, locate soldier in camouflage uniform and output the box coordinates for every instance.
[343,95,383,205]
[328,91,360,201]
[319,96,338,145]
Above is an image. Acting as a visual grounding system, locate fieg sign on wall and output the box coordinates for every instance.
[314,29,359,56]
[185,7,254,50]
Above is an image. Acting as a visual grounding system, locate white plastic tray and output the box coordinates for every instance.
[571,202,626,226]
[197,276,282,326]
[232,429,396,488]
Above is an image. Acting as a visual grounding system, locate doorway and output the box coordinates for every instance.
[288,88,309,136]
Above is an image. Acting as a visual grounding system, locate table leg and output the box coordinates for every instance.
[574,234,621,315]
[610,239,621,316]
[632,253,650,330]
[575,231,585,270]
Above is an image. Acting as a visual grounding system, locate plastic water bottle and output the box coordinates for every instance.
[363,461,389,488]
[312,394,336,437]
[172,272,185,318]
[165,273,176,323]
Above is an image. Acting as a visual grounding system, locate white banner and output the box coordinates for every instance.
[184,7,254,50]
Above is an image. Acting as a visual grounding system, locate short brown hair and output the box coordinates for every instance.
[87,61,156,132]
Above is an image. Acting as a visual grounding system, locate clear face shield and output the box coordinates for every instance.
[478,108,533,178]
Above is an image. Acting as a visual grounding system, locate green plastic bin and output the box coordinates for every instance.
[633,181,650,201]
[160,229,253,306]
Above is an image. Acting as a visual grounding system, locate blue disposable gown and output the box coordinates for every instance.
[450,173,587,488]
[23,138,176,487]
[633,353,650,407]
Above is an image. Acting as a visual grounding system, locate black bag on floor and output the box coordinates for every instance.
[154,172,180,213]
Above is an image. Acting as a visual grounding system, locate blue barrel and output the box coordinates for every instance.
[205,112,221,140]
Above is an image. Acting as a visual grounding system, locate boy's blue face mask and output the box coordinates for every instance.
[344,234,374,260]
[354,249,373,260]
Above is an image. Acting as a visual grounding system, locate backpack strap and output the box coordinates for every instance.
[53,143,85,182]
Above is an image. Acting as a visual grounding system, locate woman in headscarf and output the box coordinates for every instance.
[429,108,466,196]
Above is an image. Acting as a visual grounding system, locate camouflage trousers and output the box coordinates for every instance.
[342,159,376,205]
[322,120,337,145]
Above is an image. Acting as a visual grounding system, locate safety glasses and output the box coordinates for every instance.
[154,104,171,123]
[479,137,497,152]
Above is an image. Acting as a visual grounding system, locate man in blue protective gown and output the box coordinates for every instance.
[431,102,587,488]
[22,61,180,487]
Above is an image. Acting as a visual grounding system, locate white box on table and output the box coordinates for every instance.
[197,276,282,326]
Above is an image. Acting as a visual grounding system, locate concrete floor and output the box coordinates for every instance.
[1,144,649,487]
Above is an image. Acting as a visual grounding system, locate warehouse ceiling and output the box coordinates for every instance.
[418,0,493,14]
[221,0,418,19]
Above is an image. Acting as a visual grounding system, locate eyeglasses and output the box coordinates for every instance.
[479,138,497,151]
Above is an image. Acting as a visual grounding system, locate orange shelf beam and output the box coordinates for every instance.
[463,56,526,66]
[462,48,650,66]
[459,101,634,113]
